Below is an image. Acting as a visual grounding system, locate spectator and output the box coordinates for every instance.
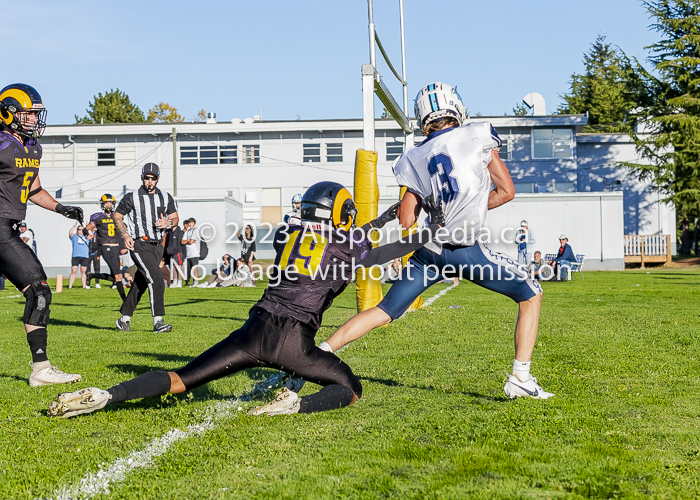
[515,220,535,265]
[68,222,91,289]
[548,234,576,279]
[19,221,36,254]
[527,251,547,281]
[181,218,200,286]
[196,254,234,288]
[680,218,691,255]
[165,221,186,287]
[218,258,255,288]
[237,224,256,270]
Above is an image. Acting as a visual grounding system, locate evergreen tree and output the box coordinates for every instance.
[75,89,146,124]
[623,0,700,226]
[558,35,635,132]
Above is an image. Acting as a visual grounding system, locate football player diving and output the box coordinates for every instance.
[0,84,83,386]
[48,181,443,418]
[317,83,553,400]
[283,193,302,226]
[81,194,127,300]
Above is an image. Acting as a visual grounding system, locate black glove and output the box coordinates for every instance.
[56,203,84,225]
[423,194,444,226]
[371,202,400,229]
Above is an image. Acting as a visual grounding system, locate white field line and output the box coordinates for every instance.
[48,284,456,500]
[1,294,21,299]
[49,372,285,500]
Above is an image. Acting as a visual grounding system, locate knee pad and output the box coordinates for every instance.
[23,281,52,327]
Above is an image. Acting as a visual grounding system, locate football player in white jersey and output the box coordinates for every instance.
[320,82,552,400]
[284,193,302,226]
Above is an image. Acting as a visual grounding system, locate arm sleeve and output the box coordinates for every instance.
[359,224,439,268]
[115,194,133,216]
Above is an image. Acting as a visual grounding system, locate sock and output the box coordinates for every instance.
[31,360,50,372]
[121,315,131,323]
[512,359,531,381]
[154,316,163,325]
[318,342,333,353]
[106,370,172,404]
[298,385,356,414]
[27,328,49,363]
[116,281,126,301]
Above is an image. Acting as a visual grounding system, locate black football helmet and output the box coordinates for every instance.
[100,193,116,213]
[300,181,356,231]
[0,84,47,139]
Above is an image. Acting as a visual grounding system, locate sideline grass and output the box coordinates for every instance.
[1,269,700,498]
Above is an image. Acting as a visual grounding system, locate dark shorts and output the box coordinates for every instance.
[100,245,122,276]
[176,307,361,396]
[378,242,542,320]
[0,218,46,290]
[71,257,90,268]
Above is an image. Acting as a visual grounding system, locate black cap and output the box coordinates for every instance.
[19,221,27,227]
[142,163,160,178]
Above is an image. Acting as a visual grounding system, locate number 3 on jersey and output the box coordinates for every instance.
[277,229,329,277]
[428,153,459,203]
[20,172,35,203]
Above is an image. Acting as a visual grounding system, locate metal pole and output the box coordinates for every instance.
[172,127,178,197]
[399,0,413,150]
[362,65,376,151]
[368,0,376,69]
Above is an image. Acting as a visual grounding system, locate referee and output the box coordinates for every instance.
[113,163,179,333]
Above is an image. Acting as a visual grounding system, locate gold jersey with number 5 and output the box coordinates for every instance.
[0,130,41,220]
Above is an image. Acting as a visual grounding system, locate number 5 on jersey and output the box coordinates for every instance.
[20,172,35,203]
[277,229,329,277]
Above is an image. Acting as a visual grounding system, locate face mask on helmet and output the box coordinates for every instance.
[0,84,47,139]
[414,82,466,130]
[100,194,116,213]
[300,181,357,231]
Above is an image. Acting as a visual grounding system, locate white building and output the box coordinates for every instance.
[27,115,672,275]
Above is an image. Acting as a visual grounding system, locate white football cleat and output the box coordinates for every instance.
[504,374,554,400]
[249,388,300,416]
[47,387,111,418]
[94,283,101,289]
[29,365,82,387]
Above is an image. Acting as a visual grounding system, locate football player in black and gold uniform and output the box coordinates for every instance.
[48,181,442,418]
[0,83,83,386]
[82,194,126,300]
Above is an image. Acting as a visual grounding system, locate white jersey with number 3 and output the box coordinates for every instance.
[392,122,501,249]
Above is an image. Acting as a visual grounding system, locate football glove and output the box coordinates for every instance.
[56,204,84,225]
[371,202,400,229]
[423,195,444,226]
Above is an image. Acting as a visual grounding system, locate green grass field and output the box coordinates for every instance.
[1,269,700,499]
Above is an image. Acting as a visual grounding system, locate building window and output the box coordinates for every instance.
[498,140,512,160]
[199,145,218,165]
[386,142,403,161]
[326,143,342,162]
[554,181,574,193]
[242,145,260,164]
[180,145,239,165]
[533,128,573,159]
[220,145,237,164]
[514,182,533,193]
[97,148,116,166]
[303,144,321,163]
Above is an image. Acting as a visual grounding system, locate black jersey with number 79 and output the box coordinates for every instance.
[255,224,372,330]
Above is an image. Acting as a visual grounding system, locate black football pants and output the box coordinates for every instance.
[176,307,362,413]
[121,240,165,317]
[0,218,46,290]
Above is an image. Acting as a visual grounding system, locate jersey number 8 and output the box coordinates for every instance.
[428,153,459,203]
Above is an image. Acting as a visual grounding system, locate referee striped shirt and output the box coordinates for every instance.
[115,186,176,242]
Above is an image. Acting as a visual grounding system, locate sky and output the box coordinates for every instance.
[5,0,660,125]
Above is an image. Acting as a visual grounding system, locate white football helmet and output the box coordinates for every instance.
[291,193,302,210]
[414,82,466,129]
